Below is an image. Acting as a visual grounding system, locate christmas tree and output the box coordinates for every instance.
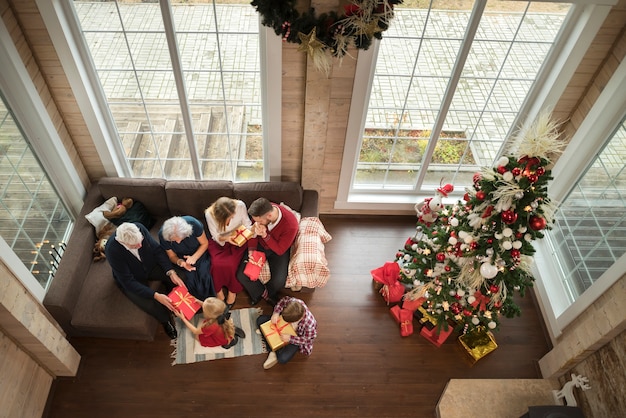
[396,113,564,334]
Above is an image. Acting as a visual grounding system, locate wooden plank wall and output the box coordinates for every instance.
[4,0,93,184]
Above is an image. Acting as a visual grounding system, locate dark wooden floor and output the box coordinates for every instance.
[44,215,551,418]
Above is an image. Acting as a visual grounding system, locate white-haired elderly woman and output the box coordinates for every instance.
[159,215,214,300]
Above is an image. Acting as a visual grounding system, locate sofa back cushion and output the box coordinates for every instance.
[98,177,169,221]
[165,180,234,223]
[234,182,303,212]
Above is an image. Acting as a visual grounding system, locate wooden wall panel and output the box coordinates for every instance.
[8,0,95,183]
[0,332,53,418]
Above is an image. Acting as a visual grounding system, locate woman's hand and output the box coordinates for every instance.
[270,313,280,325]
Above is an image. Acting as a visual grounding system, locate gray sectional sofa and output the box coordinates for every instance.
[43,177,318,341]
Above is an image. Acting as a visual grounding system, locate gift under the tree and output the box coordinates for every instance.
[260,316,297,351]
[371,261,404,304]
[458,327,498,362]
[230,225,253,247]
[401,296,426,312]
[168,286,201,320]
[414,306,438,330]
[244,250,266,281]
[389,305,414,337]
[420,322,453,347]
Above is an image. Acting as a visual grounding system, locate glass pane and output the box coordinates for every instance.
[355,0,571,193]
[73,0,263,181]
[548,117,626,301]
[0,94,73,290]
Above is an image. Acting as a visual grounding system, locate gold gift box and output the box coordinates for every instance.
[260,317,297,351]
[230,225,253,247]
[458,327,498,362]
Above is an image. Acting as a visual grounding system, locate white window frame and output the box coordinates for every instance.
[38,0,281,181]
[532,56,626,341]
[335,1,615,213]
[0,17,85,300]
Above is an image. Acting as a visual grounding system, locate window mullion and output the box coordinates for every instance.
[159,0,201,180]
[415,0,486,191]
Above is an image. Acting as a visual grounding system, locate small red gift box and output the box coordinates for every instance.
[230,225,253,247]
[389,305,414,337]
[244,250,266,281]
[420,322,453,347]
[168,286,201,320]
[260,316,297,351]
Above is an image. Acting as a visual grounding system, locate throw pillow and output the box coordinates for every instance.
[85,197,117,234]
[279,202,301,223]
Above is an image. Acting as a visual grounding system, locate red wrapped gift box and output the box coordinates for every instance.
[168,286,201,320]
[389,305,414,337]
[244,250,266,281]
[230,225,253,247]
[420,323,453,347]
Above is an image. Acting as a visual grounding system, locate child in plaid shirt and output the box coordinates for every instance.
[257,296,317,369]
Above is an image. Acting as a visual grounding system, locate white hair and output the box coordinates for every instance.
[115,223,143,246]
[162,216,193,241]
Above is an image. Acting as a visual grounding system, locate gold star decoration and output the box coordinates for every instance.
[355,18,384,38]
[297,27,326,55]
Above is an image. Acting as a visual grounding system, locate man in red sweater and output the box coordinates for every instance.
[236,197,299,306]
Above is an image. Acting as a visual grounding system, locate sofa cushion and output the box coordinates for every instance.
[165,180,233,223]
[98,177,169,221]
[234,181,303,211]
[71,260,161,340]
[85,196,117,234]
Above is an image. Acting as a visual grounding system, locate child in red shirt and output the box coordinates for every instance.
[175,297,245,348]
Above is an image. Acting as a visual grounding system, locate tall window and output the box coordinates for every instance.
[72,0,264,180]
[547,117,626,302]
[350,0,570,195]
[0,93,73,291]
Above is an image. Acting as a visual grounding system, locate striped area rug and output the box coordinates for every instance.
[170,307,267,365]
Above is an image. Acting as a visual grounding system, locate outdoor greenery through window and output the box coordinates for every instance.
[0,93,73,291]
[547,116,626,303]
[72,0,264,181]
[355,0,570,192]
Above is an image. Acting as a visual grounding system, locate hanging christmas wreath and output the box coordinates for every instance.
[251,0,403,73]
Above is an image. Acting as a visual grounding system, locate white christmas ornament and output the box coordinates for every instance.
[488,321,497,329]
[479,263,498,279]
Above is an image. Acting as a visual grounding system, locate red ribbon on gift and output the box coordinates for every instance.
[471,290,491,312]
[264,321,291,338]
[231,226,251,245]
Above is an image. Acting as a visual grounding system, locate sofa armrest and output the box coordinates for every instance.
[300,189,319,218]
[43,184,102,335]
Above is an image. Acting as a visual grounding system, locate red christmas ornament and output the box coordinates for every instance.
[463,192,470,201]
[436,252,445,262]
[512,167,521,176]
[510,249,521,258]
[489,284,499,293]
[473,172,482,185]
[529,216,547,231]
[445,265,451,272]
[476,191,486,200]
[536,166,545,176]
[470,242,479,250]
[497,166,507,174]
[463,309,473,316]
[515,232,523,239]
[482,205,494,218]
[527,174,538,183]
[501,209,518,224]
[487,238,493,244]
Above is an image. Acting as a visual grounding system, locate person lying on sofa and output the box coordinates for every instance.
[236,197,298,306]
[105,222,186,339]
